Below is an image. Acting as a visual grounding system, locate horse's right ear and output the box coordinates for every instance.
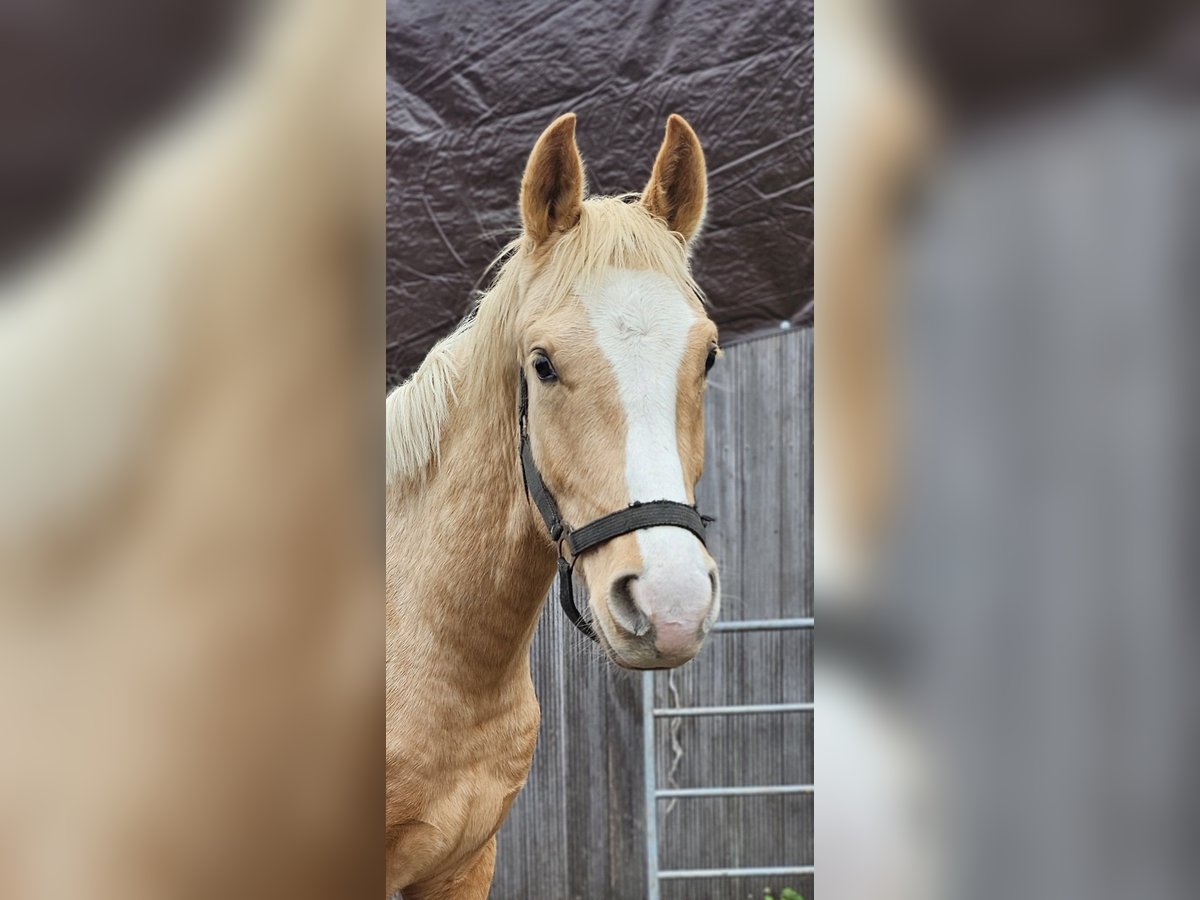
[521,113,585,245]
[641,114,707,244]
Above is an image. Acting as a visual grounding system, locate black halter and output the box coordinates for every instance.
[518,370,712,642]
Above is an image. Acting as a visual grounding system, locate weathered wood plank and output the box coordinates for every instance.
[490,594,571,898]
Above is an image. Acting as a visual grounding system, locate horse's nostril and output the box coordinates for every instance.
[609,574,650,636]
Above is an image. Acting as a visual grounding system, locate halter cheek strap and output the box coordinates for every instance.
[518,370,712,642]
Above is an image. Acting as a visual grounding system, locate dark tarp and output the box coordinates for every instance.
[385,0,815,386]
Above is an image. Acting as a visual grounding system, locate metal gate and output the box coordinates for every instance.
[641,617,815,898]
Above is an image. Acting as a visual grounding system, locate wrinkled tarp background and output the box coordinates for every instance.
[385,0,815,386]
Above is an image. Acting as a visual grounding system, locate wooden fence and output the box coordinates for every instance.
[492,327,813,899]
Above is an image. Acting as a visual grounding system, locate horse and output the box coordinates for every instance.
[385,112,721,898]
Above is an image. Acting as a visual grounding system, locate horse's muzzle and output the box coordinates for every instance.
[602,558,719,667]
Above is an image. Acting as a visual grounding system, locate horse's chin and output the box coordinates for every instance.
[592,617,645,669]
[591,613,695,671]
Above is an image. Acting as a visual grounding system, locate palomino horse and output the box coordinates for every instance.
[385,113,721,898]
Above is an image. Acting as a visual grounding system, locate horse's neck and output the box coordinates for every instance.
[390,357,555,688]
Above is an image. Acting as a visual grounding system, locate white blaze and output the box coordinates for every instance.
[584,268,713,628]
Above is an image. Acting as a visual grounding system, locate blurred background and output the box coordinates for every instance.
[0,0,243,266]
[818,1,1198,899]
[0,1,381,897]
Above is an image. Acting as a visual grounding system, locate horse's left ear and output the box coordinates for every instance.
[642,114,708,245]
[521,113,586,246]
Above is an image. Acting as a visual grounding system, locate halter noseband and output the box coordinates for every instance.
[518,370,712,642]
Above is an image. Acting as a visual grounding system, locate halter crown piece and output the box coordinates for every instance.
[518,370,712,642]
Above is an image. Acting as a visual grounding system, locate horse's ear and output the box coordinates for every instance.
[641,114,707,245]
[521,113,585,245]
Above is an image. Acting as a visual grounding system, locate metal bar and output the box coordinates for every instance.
[656,784,814,799]
[653,702,813,717]
[641,669,660,900]
[659,866,815,880]
[711,617,814,632]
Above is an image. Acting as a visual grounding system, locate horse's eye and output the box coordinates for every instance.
[705,346,718,373]
[533,354,558,383]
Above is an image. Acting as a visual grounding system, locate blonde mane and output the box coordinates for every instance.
[385,196,702,486]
